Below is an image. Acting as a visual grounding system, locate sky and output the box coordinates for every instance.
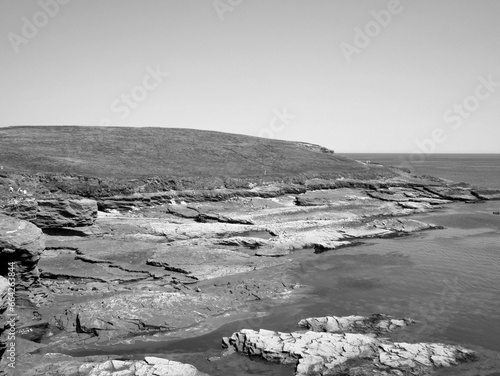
[1,0,499,153]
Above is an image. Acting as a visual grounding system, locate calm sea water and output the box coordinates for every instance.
[63,155,500,375]
[344,153,500,189]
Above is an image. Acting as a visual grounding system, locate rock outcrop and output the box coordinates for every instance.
[472,188,500,200]
[0,277,8,307]
[167,204,254,224]
[297,313,416,334]
[424,186,479,201]
[1,198,98,229]
[52,291,240,342]
[147,241,289,280]
[0,199,38,222]
[21,355,210,376]
[35,199,98,228]
[223,315,477,376]
[0,276,10,358]
[0,214,45,289]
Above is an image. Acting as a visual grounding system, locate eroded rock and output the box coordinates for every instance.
[20,354,210,376]
[1,198,98,229]
[425,186,478,201]
[52,290,240,341]
[472,188,500,200]
[0,277,8,307]
[35,199,98,228]
[297,314,415,334]
[0,276,10,357]
[223,322,477,376]
[0,214,45,289]
[147,241,289,280]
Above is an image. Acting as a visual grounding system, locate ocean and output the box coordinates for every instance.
[344,153,500,189]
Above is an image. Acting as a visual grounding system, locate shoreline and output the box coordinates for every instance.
[2,172,500,375]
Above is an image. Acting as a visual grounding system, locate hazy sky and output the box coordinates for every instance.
[1,0,499,153]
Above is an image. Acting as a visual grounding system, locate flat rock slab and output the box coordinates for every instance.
[48,239,160,264]
[39,251,149,282]
[217,236,268,248]
[148,242,289,280]
[144,221,258,240]
[53,290,240,341]
[19,355,209,376]
[295,188,371,206]
[425,186,478,201]
[223,327,476,376]
[42,239,173,280]
[365,187,452,205]
[298,314,415,334]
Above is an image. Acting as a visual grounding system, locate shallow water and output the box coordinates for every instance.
[64,201,500,375]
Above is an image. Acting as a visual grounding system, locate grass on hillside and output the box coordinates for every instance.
[0,126,394,180]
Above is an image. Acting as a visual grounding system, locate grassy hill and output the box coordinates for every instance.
[0,126,394,182]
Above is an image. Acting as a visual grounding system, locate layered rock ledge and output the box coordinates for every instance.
[297,313,416,335]
[1,172,497,374]
[1,198,98,229]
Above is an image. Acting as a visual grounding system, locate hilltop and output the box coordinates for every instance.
[0,126,392,180]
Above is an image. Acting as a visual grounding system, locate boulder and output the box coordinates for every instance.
[0,214,45,289]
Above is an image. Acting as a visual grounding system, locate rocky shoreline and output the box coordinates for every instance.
[223,314,477,376]
[1,168,500,375]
